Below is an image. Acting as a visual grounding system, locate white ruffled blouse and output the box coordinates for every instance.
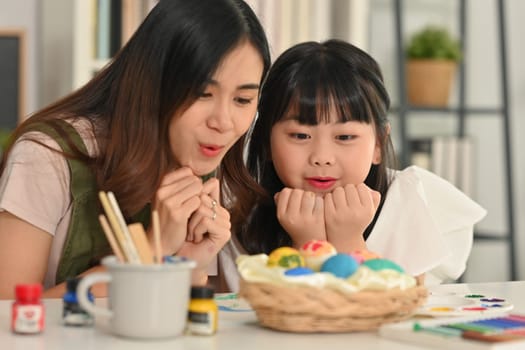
[367,166,486,285]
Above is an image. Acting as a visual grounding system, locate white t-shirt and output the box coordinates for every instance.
[213,166,487,292]
[0,119,98,288]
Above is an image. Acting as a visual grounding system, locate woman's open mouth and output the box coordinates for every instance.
[199,144,224,157]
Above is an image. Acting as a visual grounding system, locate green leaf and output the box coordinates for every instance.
[406,26,462,61]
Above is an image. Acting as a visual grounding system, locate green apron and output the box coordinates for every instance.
[27,121,149,284]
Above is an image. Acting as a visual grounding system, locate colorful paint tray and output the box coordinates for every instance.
[380,313,525,349]
[417,292,514,317]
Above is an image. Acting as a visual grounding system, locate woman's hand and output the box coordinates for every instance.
[274,188,326,248]
[324,183,381,252]
[415,273,426,286]
[178,177,231,283]
[153,167,203,255]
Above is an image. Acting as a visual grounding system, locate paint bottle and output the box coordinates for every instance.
[11,284,45,334]
[62,277,94,327]
[187,286,218,335]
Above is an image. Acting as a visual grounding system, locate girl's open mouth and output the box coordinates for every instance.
[306,177,336,190]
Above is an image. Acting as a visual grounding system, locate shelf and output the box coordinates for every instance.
[474,231,511,242]
[72,0,157,89]
[390,106,504,115]
[392,0,517,281]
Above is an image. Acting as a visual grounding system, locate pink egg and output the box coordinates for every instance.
[348,249,381,263]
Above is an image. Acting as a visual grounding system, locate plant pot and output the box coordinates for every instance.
[406,59,457,107]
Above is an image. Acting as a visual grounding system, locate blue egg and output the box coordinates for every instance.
[320,253,359,278]
[284,267,314,276]
[362,258,404,273]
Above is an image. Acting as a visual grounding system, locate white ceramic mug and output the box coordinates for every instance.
[77,255,195,339]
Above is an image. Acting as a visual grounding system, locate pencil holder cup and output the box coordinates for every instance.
[77,255,196,339]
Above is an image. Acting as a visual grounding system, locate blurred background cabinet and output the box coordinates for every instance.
[40,0,156,106]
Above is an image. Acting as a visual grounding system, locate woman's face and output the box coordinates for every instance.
[270,109,382,195]
[168,41,264,176]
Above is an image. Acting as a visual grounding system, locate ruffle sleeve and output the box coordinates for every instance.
[366,166,487,284]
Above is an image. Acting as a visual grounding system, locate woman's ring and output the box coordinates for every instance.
[211,199,217,220]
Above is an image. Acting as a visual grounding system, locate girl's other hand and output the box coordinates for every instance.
[153,167,203,255]
[274,188,326,248]
[180,177,231,272]
[324,183,381,252]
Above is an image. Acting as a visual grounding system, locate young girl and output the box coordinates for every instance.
[213,39,486,291]
[0,0,271,299]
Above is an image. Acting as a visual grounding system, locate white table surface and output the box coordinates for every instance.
[1,281,524,350]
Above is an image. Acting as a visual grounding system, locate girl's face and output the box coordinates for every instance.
[168,41,264,176]
[270,108,382,195]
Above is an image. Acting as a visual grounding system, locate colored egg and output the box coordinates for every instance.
[362,258,404,273]
[300,240,337,256]
[299,240,337,271]
[284,267,315,276]
[348,249,381,263]
[320,253,359,278]
[267,247,304,268]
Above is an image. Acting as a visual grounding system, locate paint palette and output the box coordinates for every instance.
[417,292,514,317]
[214,293,252,312]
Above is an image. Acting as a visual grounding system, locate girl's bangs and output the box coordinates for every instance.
[290,77,373,125]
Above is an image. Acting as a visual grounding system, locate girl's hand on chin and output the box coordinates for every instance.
[324,183,380,252]
[275,188,327,247]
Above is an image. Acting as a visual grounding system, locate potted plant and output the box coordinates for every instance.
[405,25,461,107]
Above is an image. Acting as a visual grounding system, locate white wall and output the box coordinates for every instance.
[246,0,370,60]
[39,0,74,107]
[0,0,39,118]
[369,0,525,282]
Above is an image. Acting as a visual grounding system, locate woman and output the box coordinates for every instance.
[0,0,270,299]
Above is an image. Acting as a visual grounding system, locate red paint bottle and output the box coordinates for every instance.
[11,284,45,334]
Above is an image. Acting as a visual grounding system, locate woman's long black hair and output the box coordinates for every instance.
[1,0,271,218]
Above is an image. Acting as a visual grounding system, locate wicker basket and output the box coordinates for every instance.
[239,279,428,333]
